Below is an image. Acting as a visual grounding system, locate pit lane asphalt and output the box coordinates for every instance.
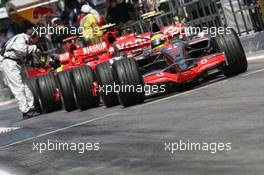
[0,52,264,175]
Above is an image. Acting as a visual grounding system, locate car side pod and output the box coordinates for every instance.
[112,57,145,107]
[213,28,248,77]
[71,65,100,111]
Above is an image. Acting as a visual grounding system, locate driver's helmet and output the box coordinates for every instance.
[151,33,168,50]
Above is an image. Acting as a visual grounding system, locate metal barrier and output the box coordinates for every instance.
[175,0,264,36]
[182,0,223,28]
[156,11,174,26]
[120,0,180,34]
[120,11,175,34]
[120,20,147,34]
[221,0,264,35]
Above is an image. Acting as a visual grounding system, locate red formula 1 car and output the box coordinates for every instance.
[26,30,153,114]
[64,32,152,110]
[93,21,191,107]
[26,36,88,113]
[97,28,248,107]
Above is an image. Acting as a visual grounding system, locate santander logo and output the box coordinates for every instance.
[115,33,151,50]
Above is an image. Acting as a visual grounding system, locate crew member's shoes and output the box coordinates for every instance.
[22,109,41,120]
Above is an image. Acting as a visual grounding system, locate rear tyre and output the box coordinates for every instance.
[214,28,248,76]
[71,66,100,110]
[57,70,77,112]
[96,62,119,107]
[112,57,144,107]
[37,73,62,113]
[28,78,43,113]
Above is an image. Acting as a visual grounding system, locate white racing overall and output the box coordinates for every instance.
[0,34,37,113]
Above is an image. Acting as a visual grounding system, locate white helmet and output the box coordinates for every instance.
[81,4,92,14]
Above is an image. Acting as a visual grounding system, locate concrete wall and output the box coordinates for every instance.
[240,31,264,53]
[221,0,253,33]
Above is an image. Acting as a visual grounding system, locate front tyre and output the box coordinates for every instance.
[112,57,144,107]
[57,70,77,112]
[71,66,100,110]
[37,73,62,113]
[96,62,119,107]
[214,28,248,76]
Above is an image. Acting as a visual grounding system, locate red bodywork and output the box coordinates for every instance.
[27,67,50,78]
[72,32,152,69]
[144,53,226,85]
[139,35,226,86]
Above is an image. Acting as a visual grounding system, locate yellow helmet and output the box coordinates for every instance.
[151,34,168,50]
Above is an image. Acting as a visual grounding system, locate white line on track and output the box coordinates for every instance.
[0,170,13,175]
[0,127,20,135]
[0,113,117,149]
[0,99,17,107]
[1,54,264,149]
[247,55,264,61]
[242,68,264,77]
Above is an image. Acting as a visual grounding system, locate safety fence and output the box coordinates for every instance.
[120,0,177,34]
[120,11,175,34]
[121,0,222,34]
[221,0,264,35]
[124,0,264,36]
[182,0,223,27]
[179,0,264,35]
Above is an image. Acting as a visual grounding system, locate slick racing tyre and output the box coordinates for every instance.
[37,73,62,113]
[112,57,144,107]
[96,62,119,108]
[214,28,248,76]
[28,78,43,114]
[71,66,100,110]
[57,70,77,112]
